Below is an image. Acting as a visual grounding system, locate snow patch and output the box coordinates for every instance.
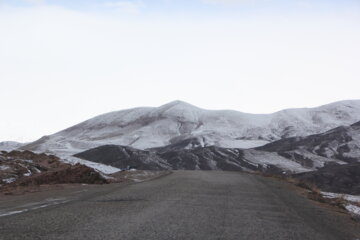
[345,204,360,216]
[23,170,32,177]
[63,156,121,174]
[321,192,360,203]
[0,141,25,152]
[243,149,311,173]
[21,159,33,163]
[321,192,360,216]
[219,139,270,149]
[3,177,16,183]
[0,165,10,171]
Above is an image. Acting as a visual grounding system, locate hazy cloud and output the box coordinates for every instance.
[1,1,360,141]
[104,1,145,14]
[201,0,260,4]
[22,0,45,4]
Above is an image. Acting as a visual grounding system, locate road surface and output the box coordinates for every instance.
[0,171,359,240]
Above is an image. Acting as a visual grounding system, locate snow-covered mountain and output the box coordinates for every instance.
[74,144,309,174]
[21,100,360,158]
[258,121,360,166]
[0,141,24,152]
[74,120,360,175]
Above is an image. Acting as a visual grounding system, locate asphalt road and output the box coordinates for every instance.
[0,171,359,240]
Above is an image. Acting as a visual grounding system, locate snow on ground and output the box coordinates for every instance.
[23,149,121,175]
[63,156,120,175]
[3,178,16,183]
[0,141,24,152]
[21,159,33,163]
[345,204,360,216]
[218,139,269,149]
[0,165,10,171]
[291,150,348,169]
[321,192,360,216]
[321,192,360,203]
[243,149,311,173]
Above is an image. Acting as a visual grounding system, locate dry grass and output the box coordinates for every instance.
[252,172,360,221]
[285,177,351,211]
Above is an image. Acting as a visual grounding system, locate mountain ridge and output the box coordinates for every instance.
[74,119,360,187]
[18,99,360,158]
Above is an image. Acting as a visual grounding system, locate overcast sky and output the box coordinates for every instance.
[0,0,360,142]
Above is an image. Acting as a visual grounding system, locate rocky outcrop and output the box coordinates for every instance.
[0,150,108,190]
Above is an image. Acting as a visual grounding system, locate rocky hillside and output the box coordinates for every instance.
[293,163,360,195]
[0,151,107,189]
[75,120,360,175]
[74,144,312,174]
[257,121,360,167]
[74,145,170,170]
[21,100,360,158]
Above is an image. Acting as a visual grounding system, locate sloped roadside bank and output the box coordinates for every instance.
[257,164,360,221]
[292,162,360,195]
[290,162,360,220]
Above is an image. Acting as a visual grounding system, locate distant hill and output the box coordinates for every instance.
[21,100,360,158]
[294,163,360,194]
[257,121,360,166]
[0,141,24,152]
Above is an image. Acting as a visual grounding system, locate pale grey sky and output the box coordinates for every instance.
[0,0,360,142]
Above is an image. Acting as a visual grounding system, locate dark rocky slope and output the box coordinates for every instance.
[74,145,170,170]
[257,121,360,168]
[74,144,300,174]
[293,163,360,194]
[74,122,360,194]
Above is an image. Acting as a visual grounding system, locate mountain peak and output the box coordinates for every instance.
[157,100,201,112]
[160,100,195,107]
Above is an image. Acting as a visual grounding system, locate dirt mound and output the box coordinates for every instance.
[0,150,69,184]
[0,151,108,192]
[12,164,108,187]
